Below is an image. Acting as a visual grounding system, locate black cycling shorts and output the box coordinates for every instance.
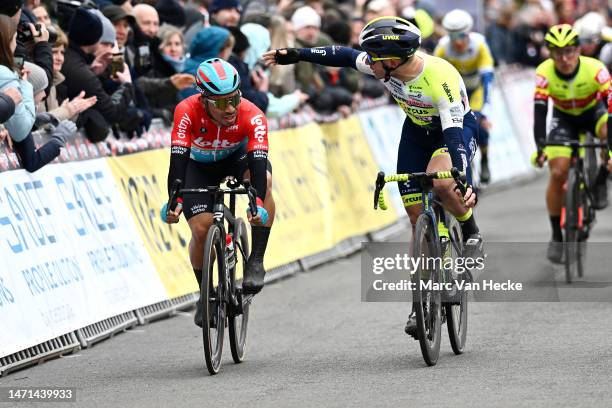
[548,102,608,144]
[182,145,272,220]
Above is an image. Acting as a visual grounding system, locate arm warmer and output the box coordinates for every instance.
[481,72,494,107]
[297,46,361,69]
[247,151,268,201]
[533,100,548,149]
[443,127,468,172]
[167,145,190,198]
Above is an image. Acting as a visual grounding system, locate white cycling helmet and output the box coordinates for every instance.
[442,9,473,34]
[573,12,606,41]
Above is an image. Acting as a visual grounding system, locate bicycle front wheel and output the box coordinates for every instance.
[444,212,468,355]
[229,218,250,364]
[564,168,580,284]
[412,213,442,366]
[202,224,226,375]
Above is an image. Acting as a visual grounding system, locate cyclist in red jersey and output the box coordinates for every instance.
[163,58,275,327]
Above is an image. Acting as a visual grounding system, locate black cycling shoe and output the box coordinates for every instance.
[463,233,484,259]
[546,240,563,264]
[242,259,266,294]
[592,182,608,210]
[194,297,203,328]
[480,160,491,184]
[405,315,418,340]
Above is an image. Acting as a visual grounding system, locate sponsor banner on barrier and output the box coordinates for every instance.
[0,160,167,357]
[266,117,398,268]
[357,106,405,216]
[106,151,196,299]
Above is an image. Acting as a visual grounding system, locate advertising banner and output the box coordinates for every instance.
[0,160,166,357]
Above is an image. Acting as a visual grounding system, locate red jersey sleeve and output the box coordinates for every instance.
[246,110,269,154]
[171,99,195,149]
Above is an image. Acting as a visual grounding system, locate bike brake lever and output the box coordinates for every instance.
[242,180,258,216]
[374,171,386,210]
[168,179,182,212]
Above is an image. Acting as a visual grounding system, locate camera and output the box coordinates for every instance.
[17,22,41,43]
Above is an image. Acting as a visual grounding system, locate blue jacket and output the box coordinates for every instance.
[0,65,35,142]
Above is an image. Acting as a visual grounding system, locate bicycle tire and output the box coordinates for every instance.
[577,186,589,278]
[444,212,468,355]
[412,213,442,366]
[583,133,599,190]
[229,218,250,364]
[202,224,226,375]
[564,168,580,284]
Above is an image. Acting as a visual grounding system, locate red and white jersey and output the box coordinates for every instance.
[171,95,269,163]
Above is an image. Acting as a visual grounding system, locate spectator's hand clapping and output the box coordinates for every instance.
[91,50,113,76]
[113,63,132,84]
[31,23,50,43]
[170,73,195,90]
[63,91,97,116]
[2,88,22,106]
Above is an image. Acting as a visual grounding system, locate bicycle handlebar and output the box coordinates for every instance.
[374,168,465,211]
[166,178,258,218]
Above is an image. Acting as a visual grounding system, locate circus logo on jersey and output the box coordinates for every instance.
[595,68,610,85]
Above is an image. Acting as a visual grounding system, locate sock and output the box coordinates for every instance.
[550,216,562,242]
[458,209,479,237]
[193,268,202,289]
[595,165,609,186]
[250,226,271,263]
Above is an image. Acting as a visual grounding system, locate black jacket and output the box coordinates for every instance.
[0,93,15,123]
[15,9,53,94]
[61,42,134,127]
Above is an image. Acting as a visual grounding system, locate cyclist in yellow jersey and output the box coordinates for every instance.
[435,9,495,183]
[532,24,612,263]
[262,16,483,337]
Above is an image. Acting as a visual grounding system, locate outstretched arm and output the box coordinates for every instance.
[263,47,368,71]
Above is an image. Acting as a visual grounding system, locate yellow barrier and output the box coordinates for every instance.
[106,151,196,298]
[106,114,400,297]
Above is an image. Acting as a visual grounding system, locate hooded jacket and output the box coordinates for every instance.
[0,65,35,142]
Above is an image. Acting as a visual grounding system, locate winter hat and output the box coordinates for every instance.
[209,0,242,14]
[156,0,186,27]
[91,9,116,45]
[291,6,321,31]
[183,26,230,74]
[0,0,22,17]
[24,62,48,94]
[68,8,103,46]
[102,5,136,25]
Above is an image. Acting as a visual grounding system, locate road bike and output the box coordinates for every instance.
[544,140,607,283]
[374,168,471,366]
[167,178,258,375]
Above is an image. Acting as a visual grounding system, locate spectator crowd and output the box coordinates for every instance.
[0,0,610,172]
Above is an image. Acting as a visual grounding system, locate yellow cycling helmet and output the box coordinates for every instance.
[545,24,580,48]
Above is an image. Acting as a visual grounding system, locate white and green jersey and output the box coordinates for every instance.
[354,51,471,130]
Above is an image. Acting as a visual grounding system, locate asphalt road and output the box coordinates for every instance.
[2,175,612,408]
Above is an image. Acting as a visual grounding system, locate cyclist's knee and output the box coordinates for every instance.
[549,164,568,184]
[189,214,214,243]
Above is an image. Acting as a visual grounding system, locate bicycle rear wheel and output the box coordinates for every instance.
[229,218,250,364]
[202,224,226,375]
[412,214,442,366]
[444,213,468,355]
[564,168,580,284]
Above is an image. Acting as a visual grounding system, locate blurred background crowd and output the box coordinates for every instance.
[0,0,611,171]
